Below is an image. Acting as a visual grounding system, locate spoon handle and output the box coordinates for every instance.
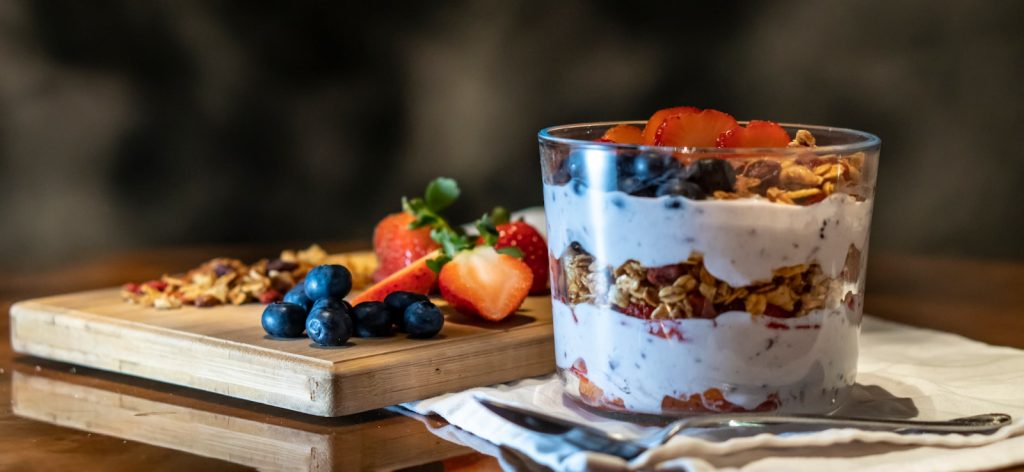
[659,413,1013,444]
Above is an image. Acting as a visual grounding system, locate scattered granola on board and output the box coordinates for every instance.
[121,245,376,309]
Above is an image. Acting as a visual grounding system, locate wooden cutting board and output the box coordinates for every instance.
[11,365,473,471]
[9,286,555,417]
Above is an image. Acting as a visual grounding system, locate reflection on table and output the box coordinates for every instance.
[10,360,478,471]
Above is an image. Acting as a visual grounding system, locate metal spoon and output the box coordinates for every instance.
[475,396,1012,460]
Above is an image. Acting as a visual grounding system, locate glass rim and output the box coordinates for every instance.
[538,120,881,155]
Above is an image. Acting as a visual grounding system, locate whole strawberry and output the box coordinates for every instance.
[372,178,462,282]
[372,212,438,282]
[492,221,548,294]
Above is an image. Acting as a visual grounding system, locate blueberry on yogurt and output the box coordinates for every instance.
[656,178,706,199]
[684,159,736,194]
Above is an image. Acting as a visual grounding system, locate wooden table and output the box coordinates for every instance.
[2,245,1022,471]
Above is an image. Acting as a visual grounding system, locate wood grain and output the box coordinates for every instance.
[10,288,555,416]
[10,368,471,472]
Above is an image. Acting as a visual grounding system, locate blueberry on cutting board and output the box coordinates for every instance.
[404,300,444,339]
[283,284,312,312]
[310,297,345,314]
[351,301,392,337]
[384,291,429,332]
[306,305,353,347]
[261,302,308,338]
[304,265,353,301]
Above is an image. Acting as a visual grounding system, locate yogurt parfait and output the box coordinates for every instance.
[539,107,880,415]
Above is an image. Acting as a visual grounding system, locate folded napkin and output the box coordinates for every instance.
[403,316,1024,471]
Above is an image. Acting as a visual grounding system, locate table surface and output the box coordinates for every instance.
[2,244,1023,471]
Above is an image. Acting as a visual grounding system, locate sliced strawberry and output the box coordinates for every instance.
[351,250,439,305]
[654,108,738,148]
[477,221,548,294]
[438,246,533,321]
[598,124,643,144]
[372,212,440,282]
[716,120,791,148]
[641,106,698,144]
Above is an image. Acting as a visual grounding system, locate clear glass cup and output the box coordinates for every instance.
[539,121,880,415]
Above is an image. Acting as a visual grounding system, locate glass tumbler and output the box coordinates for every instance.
[539,122,880,415]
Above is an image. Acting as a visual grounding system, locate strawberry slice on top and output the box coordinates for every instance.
[716,120,791,148]
[598,124,644,144]
[641,106,698,145]
[654,108,738,148]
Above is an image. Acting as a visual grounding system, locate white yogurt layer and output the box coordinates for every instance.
[553,300,860,414]
[543,184,872,287]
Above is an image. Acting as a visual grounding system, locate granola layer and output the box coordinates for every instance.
[553,244,860,320]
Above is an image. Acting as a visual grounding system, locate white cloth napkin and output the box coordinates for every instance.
[402,316,1024,471]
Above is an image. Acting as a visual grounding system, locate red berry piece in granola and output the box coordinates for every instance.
[646,264,688,286]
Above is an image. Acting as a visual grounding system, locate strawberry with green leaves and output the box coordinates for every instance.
[359,178,542,321]
[474,208,549,294]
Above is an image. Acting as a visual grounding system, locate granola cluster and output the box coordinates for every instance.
[557,249,851,319]
[121,245,376,310]
[711,130,867,206]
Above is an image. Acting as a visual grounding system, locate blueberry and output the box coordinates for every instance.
[685,159,736,193]
[617,176,646,194]
[351,301,392,337]
[283,284,312,312]
[404,300,444,339]
[565,151,618,191]
[261,302,308,338]
[656,178,706,200]
[565,152,589,183]
[571,180,587,196]
[304,265,353,301]
[614,154,639,177]
[384,291,430,332]
[631,154,678,182]
[306,305,353,346]
[310,297,346,314]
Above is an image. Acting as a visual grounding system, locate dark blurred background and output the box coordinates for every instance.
[2,0,1022,271]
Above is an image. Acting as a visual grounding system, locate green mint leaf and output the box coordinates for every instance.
[490,206,510,225]
[424,177,460,213]
[496,246,524,258]
[426,255,451,273]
